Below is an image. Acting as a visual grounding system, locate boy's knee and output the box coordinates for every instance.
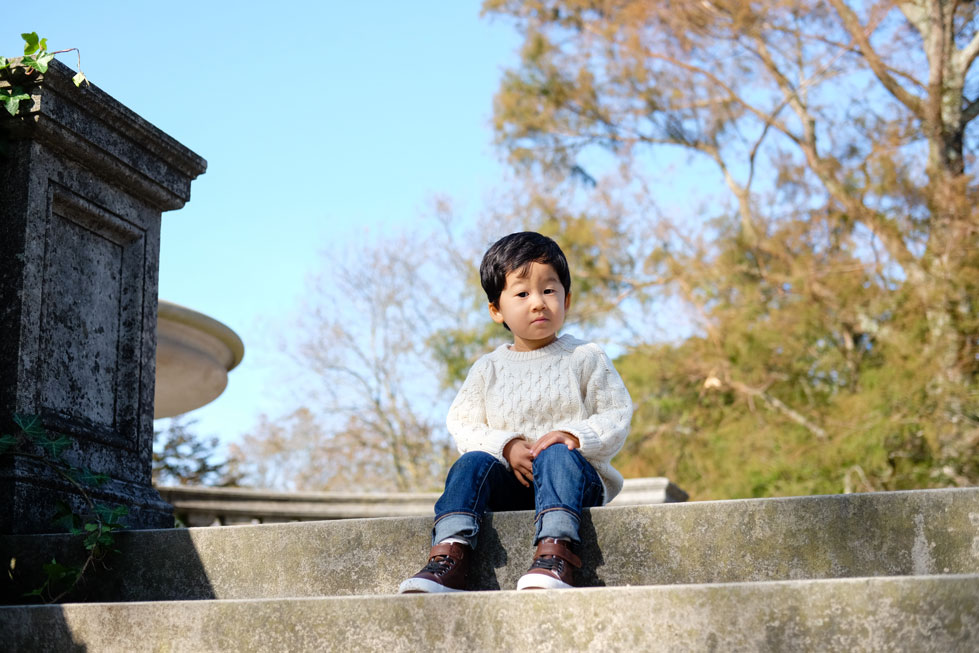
[450,451,497,474]
[533,444,579,471]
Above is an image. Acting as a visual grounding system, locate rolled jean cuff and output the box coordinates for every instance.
[432,512,479,548]
[535,507,580,543]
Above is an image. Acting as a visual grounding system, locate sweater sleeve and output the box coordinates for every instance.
[553,345,633,462]
[446,357,522,467]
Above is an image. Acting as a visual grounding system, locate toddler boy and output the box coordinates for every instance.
[398,231,633,592]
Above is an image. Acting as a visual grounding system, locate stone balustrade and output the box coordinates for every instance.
[157,478,688,527]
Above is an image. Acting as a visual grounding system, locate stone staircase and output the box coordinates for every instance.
[2,487,978,651]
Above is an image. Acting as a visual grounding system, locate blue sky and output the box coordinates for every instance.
[4,2,525,445]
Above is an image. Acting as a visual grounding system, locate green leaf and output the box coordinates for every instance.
[13,414,45,438]
[39,38,48,52]
[2,90,30,117]
[0,433,19,455]
[83,528,111,551]
[72,71,87,87]
[83,523,99,532]
[37,435,72,458]
[33,52,55,74]
[0,57,9,70]
[22,52,55,74]
[70,466,109,487]
[50,500,81,531]
[42,559,78,583]
[21,32,40,56]
[93,504,129,528]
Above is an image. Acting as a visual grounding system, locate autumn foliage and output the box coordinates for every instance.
[232,2,978,500]
[484,0,979,498]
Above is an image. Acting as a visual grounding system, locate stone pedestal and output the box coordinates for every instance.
[0,60,206,533]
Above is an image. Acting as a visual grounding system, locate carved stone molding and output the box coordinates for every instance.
[0,60,206,533]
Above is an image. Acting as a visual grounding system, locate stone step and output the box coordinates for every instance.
[3,487,977,603]
[3,574,978,652]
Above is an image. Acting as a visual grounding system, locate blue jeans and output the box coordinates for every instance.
[432,446,604,548]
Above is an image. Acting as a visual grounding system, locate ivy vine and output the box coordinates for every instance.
[1,414,129,603]
[1,32,87,116]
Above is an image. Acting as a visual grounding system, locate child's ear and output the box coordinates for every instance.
[488,302,505,324]
[564,290,572,311]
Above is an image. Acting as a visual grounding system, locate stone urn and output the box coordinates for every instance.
[154,301,244,419]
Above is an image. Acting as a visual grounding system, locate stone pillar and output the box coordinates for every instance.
[0,60,206,533]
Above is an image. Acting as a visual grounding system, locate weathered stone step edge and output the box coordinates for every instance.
[3,575,978,653]
[3,487,978,602]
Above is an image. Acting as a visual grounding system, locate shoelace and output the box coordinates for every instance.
[422,555,456,576]
[530,555,565,572]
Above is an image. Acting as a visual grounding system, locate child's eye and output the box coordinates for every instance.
[544,288,555,294]
[516,291,529,298]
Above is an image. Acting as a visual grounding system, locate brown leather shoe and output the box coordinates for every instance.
[516,538,581,590]
[398,541,471,593]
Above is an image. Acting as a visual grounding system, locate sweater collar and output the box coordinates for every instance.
[493,333,576,361]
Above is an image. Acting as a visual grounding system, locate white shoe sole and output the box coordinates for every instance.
[398,577,466,594]
[516,573,573,590]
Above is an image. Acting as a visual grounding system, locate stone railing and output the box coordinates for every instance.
[157,478,689,527]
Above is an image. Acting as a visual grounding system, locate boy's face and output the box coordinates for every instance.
[489,261,571,352]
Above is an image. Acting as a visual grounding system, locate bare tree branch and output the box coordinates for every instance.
[830,0,926,118]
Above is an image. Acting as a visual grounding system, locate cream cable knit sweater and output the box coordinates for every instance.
[446,333,634,502]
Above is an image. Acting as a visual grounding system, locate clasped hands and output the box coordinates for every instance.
[503,431,580,488]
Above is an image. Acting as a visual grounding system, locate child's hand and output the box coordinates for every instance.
[531,431,580,458]
[503,438,534,487]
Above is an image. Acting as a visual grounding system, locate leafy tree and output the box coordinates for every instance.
[228,408,349,491]
[485,0,979,498]
[153,419,240,487]
[231,223,479,493]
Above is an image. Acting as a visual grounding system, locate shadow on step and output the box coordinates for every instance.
[469,509,607,591]
[576,513,608,588]
[1,525,214,651]
[1,526,216,604]
[0,602,88,652]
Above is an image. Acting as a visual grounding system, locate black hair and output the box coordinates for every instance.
[479,232,572,317]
